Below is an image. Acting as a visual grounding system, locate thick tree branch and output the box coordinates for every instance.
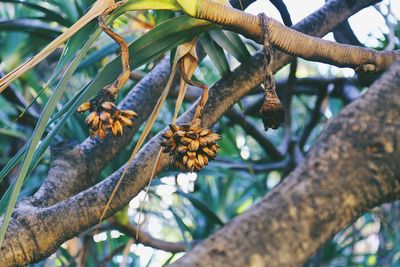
[170,60,400,267]
[196,0,397,71]
[0,0,385,265]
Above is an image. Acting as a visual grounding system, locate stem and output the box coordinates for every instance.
[180,61,209,121]
[259,13,276,96]
[98,1,130,97]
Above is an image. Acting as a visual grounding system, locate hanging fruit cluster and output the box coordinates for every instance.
[77,92,136,139]
[77,4,136,139]
[258,13,285,131]
[160,63,221,173]
[161,121,220,172]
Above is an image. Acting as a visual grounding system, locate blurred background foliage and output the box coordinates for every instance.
[0,0,400,266]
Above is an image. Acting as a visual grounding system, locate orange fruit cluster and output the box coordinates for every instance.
[161,123,221,172]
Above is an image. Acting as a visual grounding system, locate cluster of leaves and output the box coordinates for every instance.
[0,0,400,266]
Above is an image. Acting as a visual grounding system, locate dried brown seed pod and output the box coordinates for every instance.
[76,90,137,139]
[257,13,285,131]
[161,123,221,172]
[259,96,285,130]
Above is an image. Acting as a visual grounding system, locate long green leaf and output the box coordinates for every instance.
[123,0,182,11]
[50,21,97,81]
[50,0,183,83]
[209,30,250,63]
[169,207,190,246]
[1,0,72,26]
[0,19,61,40]
[199,33,230,77]
[0,82,89,191]
[45,0,80,22]
[0,127,27,140]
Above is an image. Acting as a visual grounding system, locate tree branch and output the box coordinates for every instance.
[211,159,287,173]
[196,0,396,71]
[333,20,364,47]
[110,222,190,253]
[299,86,328,149]
[269,0,293,26]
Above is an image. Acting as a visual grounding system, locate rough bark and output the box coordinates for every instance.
[171,60,400,267]
[0,0,386,266]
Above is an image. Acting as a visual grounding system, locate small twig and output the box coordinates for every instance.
[211,159,287,173]
[280,59,297,154]
[299,86,328,150]
[269,0,293,26]
[180,61,209,122]
[333,21,364,47]
[258,13,285,130]
[93,221,191,253]
[259,14,275,97]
